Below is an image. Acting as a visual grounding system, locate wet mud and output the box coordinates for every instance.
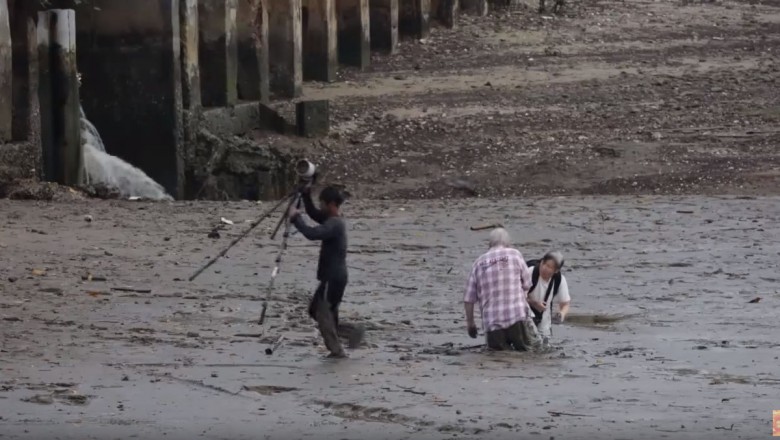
[0,196,778,439]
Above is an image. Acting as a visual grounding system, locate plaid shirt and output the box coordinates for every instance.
[464,246,532,331]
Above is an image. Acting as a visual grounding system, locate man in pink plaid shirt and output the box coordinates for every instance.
[464,228,541,351]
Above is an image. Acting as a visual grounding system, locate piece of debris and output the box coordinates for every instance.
[31,269,46,276]
[111,286,152,294]
[82,274,107,282]
[470,223,503,231]
[748,297,761,303]
[220,217,234,225]
[84,215,93,222]
[208,229,221,239]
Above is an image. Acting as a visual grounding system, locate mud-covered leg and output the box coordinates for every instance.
[316,299,345,357]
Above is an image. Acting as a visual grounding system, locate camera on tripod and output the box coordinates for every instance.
[295,159,317,186]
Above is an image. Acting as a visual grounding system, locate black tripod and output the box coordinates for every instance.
[187,185,306,283]
[258,187,305,325]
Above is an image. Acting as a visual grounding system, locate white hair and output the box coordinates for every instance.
[489,228,511,248]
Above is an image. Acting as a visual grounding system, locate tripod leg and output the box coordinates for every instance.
[270,193,299,240]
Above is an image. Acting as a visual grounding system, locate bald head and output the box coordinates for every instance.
[488,228,511,248]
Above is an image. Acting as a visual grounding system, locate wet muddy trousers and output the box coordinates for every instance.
[309,279,347,355]
[486,320,543,351]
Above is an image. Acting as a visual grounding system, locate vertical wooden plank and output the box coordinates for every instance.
[199,0,237,106]
[37,11,55,181]
[0,0,11,142]
[369,0,398,54]
[50,9,82,186]
[226,0,238,104]
[181,0,201,109]
[258,0,270,102]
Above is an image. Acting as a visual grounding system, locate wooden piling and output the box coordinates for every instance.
[37,11,54,181]
[199,0,238,107]
[0,0,11,142]
[369,0,398,54]
[181,0,202,110]
[39,9,82,186]
[268,0,303,98]
[337,0,370,69]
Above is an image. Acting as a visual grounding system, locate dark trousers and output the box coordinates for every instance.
[308,278,347,355]
[308,278,347,326]
[486,321,530,351]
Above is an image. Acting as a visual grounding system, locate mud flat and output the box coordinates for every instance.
[0,196,778,439]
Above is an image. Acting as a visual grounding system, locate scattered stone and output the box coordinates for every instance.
[84,215,93,222]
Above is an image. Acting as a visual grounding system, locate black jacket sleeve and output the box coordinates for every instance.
[292,216,337,241]
[301,192,327,224]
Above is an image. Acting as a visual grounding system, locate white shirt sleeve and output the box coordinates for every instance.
[557,274,571,303]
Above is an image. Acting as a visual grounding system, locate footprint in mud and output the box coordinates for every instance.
[22,388,91,406]
[313,400,433,428]
[243,385,298,396]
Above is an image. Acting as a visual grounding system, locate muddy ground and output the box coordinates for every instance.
[0,196,778,439]
[2,0,780,438]
[271,0,780,199]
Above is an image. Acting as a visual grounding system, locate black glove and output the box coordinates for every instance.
[468,326,478,339]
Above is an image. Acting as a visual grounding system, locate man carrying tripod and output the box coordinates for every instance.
[288,185,360,358]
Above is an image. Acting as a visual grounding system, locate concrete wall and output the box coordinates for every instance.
[51,0,184,197]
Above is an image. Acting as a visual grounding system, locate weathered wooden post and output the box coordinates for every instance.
[237,0,270,101]
[198,0,238,107]
[302,0,337,82]
[337,0,370,69]
[181,0,202,110]
[0,0,11,142]
[438,0,457,28]
[369,0,398,54]
[268,0,303,98]
[38,9,82,186]
[399,0,429,39]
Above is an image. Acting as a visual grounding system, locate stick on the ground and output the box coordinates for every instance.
[470,223,503,231]
[188,193,292,282]
[548,411,595,417]
[264,335,285,355]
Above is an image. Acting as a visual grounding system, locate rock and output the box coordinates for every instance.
[84,215,93,222]
[186,332,200,338]
[8,276,17,282]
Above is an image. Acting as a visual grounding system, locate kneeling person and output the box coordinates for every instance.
[526,251,571,346]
